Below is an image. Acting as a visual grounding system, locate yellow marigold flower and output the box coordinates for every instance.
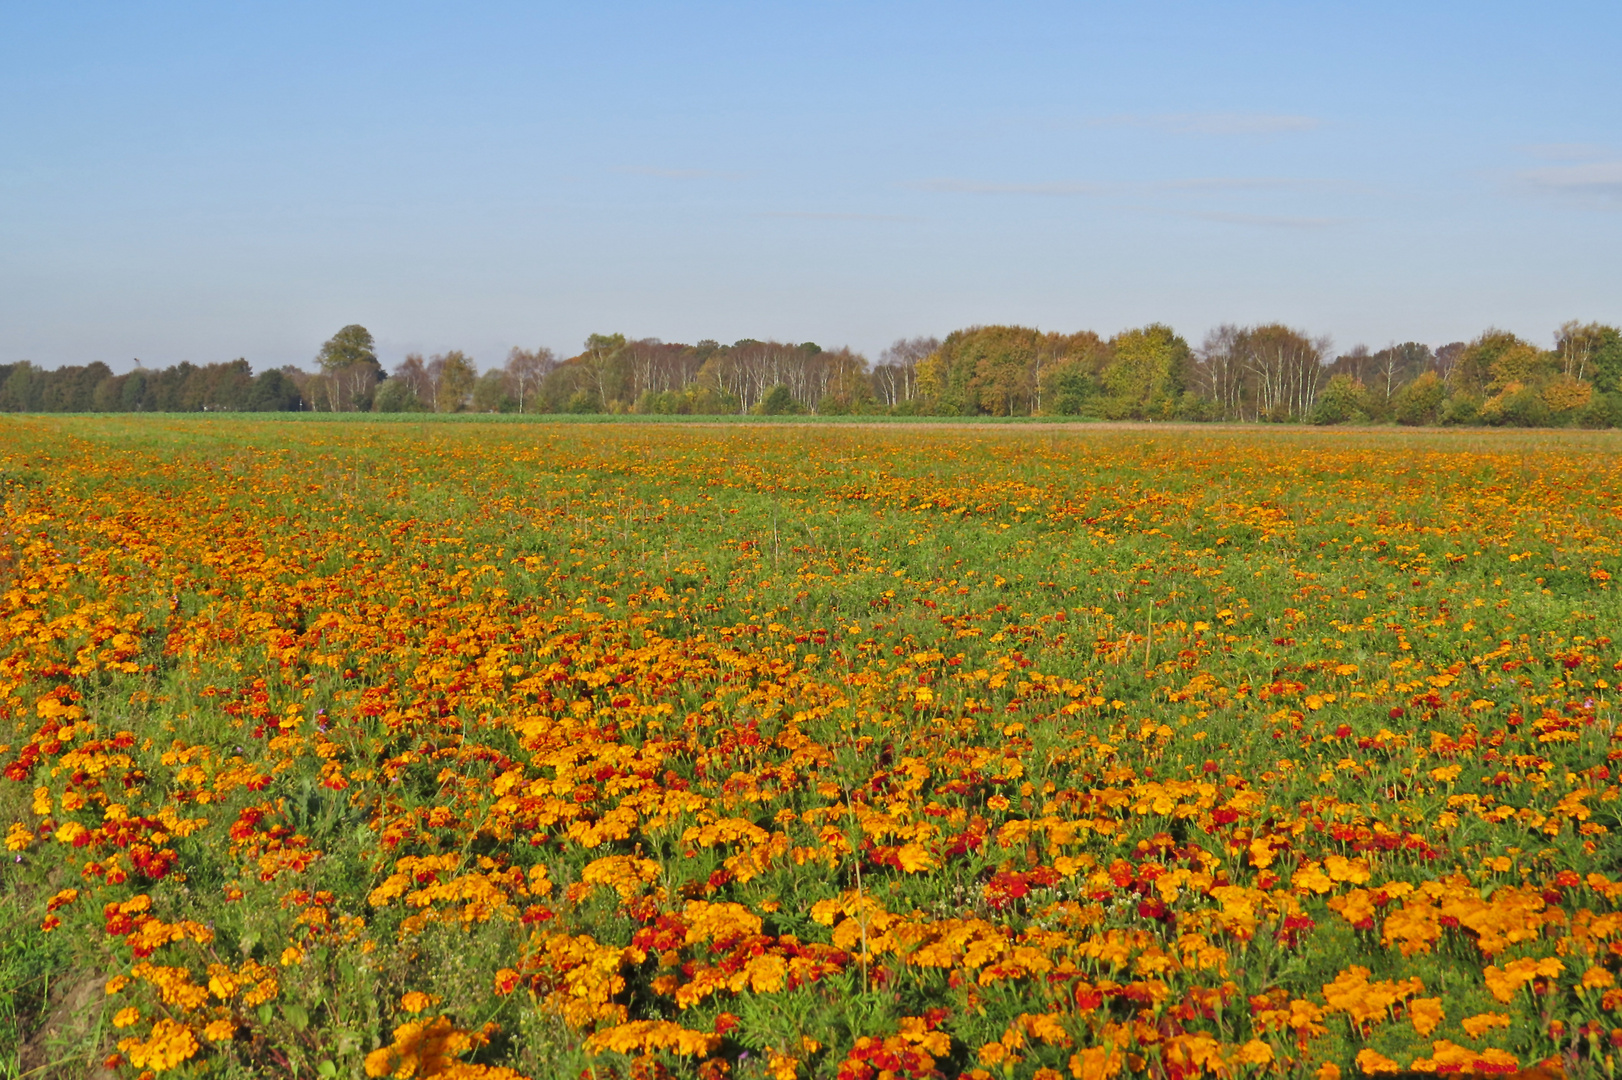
[584,1020,719,1057]
[579,855,661,900]
[1483,956,1563,1003]
[1414,1042,1519,1073]
[1069,1046,1124,1080]
[1234,1040,1273,1066]
[1582,965,1616,990]
[1316,1066,1341,1080]
[1409,997,1444,1037]
[242,977,279,1007]
[1323,855,1370,884]
[896,842,936,873]
[5,822,32,851]
[400,991,433,1014]
[124,1019,200,1072]
[207,965,240,1001]
[365,1017,474,1078]
[1248,837,1278,869]
[1461,1012,1511,1038]
[202,1019,237,1042]
[1291,861,1333,894]
[977,1041,1010,1065]
[279,946,304,967]
[1355,1049,1399,1075]
[113,1007,141,1028]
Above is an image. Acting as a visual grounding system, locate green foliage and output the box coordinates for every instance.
[372,378,427,413]
[1046,364,1098,416]
[7,317,1622,427]
[431,351,478,413]
[1590,327,1622,392]
[1438,392,1482,426]
[471,370,515,413]
[248,369,304,412]
[758,384,799,415]
[1482,385,1551,427]
[1312,374,1375,425]
[1452,329,1530,395]
[1575,391,1622,429]
[566,388,603,413]
[1392,371,1446,426]
[1103,323,1188,419]
[315,325,378,373]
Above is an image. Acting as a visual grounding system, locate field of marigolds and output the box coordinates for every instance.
[3,416,1621,1080]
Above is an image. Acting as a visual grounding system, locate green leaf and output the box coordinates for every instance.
[318,1060,338,1078]
[282,1002,310,1030]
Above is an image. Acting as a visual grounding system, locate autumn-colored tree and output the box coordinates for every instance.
[1449,330,1530,396]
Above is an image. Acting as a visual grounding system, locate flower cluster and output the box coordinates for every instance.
[2,417,1619,1077]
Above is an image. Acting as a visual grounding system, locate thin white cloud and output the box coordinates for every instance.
[1089,112,1321,136]
[908,178,1108,196]
[616,166,738,180]
[1520,161,1622,195]
[909,175,1347,196]
[1519,143,1609,162]
[1149,208,1341,229]
[757,211,917,222]
[1158,176,1337,192]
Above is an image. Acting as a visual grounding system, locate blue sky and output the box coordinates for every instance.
[3,2,1620,373]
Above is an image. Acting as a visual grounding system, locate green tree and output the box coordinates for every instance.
[1580,325,1622,392]
[580,333,629,408]
[316,324,378,370]
[428,351,477,413]
[0,362,43,411]
[758,384,798,415]
[472,369,515,413]
[314,325,383,411]
[1312,375,1375,425]
[1392,371,1445,425]
[248,369,303,411]
[372,378,426,413]
[1103,324,1189,419]
[1451,330,1530,396]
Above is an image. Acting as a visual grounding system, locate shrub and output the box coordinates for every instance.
[1438,393,1482,426]
[565,390,603,414]
[1575,391,1622,429]
[1392,371,1445,425]
[1481,385,1549,427]
[1312,375,1374,426]
[758,385,799,416]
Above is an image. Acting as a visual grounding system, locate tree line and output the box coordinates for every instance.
[4,320,1621,427]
